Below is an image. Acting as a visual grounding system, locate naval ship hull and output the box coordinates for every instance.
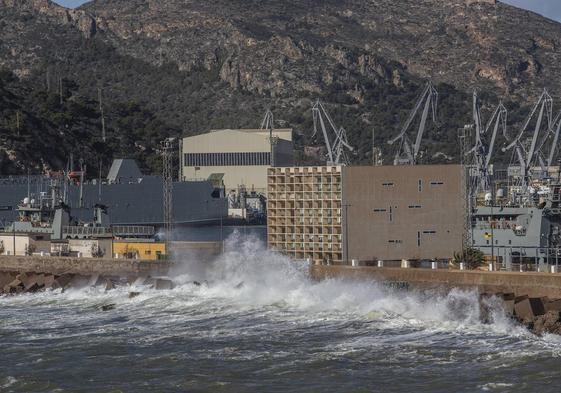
[0,177,227,228]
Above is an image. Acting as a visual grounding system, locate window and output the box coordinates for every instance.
[408,205,422,209]
[417,231,421,247]
[389,206,393,222]
[509,240,512,245]
[423,230,436,234]
[145,250,152,255]
[184,152,272,166]
[418,179,423,192]
[382,182,394,187]
[388,240,403,244]
[430,181,444,186]
[373,208,387,212]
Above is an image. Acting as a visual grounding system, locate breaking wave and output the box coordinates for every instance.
[168,232,521,335]
[2,232,561,392]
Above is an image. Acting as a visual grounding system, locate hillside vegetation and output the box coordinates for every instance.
[0,0,558,174]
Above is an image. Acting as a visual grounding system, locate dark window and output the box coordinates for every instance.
[418,179,423,192]
[389,206,393,222]
[430,181,444,186]
[509,240,512,245]
[417,232,421,247]
[382,182,394,187]
[408,205,422,209]
[423,230,436,234]
[184,152,271,166]
[373,208,387,212]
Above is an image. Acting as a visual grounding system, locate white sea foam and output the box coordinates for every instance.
[0,232,553,346]
[169,232,521,335]
[1,376,17,389]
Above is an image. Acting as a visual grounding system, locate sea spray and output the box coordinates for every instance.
[169,232,517,334]
[1,234,560,392]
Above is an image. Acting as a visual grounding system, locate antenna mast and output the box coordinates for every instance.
[98,88,106,142]
[161,138,176,260]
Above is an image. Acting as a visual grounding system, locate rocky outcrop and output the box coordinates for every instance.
[0,0,96,38]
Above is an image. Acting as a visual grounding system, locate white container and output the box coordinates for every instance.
[431,261,438,270]
[460,262,465,270]
[401,259,410,268]
[377,260,384,268]
[551,265,559,274]
[351,259,358,267]
[488,263,494,272]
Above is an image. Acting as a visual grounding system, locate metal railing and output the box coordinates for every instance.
[63,225,155,238]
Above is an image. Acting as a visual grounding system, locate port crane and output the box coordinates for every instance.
[502,89,553,184]
[260,109,278,167]
[388,81,438,165]
[311,100,354,165]
[468,91,507,193]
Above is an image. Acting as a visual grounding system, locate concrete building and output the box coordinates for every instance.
[267,165,465,264]
[181,129,294,193]
[0,233,51,256]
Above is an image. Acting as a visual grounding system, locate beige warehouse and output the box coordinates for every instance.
[181,129,294,193]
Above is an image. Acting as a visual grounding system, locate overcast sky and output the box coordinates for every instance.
[53,0,561,22]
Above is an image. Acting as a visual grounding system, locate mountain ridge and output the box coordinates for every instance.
[1,0,560,174]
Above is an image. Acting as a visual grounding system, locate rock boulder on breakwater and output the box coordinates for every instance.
[0,271,174,295]
[485,293,561,335]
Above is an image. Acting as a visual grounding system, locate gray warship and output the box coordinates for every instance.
[0,159,227,229]
[466,90,561,270]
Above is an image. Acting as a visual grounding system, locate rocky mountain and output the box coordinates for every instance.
[1,0,560,174]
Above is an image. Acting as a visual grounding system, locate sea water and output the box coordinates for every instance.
[1,232,561,392]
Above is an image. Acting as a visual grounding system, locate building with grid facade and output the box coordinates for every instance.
[267,165,465,264]
[267,166,343,263]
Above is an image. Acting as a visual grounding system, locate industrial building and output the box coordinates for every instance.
[267,165,465,264]
[181,128,294,193]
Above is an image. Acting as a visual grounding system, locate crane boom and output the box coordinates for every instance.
[311,100,354,165]
[388,81,438,165]
[548,112,561,167]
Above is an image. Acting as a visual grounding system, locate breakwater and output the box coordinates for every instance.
[0,256,172,294]
[310,265,561,335]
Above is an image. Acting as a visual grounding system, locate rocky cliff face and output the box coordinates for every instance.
[0,0,560,173]
[80,0,561,99]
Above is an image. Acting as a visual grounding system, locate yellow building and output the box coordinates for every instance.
[112,240,166,260]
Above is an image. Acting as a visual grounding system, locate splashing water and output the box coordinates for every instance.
[1,233,561,392]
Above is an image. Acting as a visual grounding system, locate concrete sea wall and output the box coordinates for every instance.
[310,265,561,298]
[0,256,171,276]
[310,265,561,335]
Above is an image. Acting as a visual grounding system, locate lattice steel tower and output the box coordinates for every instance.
[459,126,473,254]
[161,137,176,259]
